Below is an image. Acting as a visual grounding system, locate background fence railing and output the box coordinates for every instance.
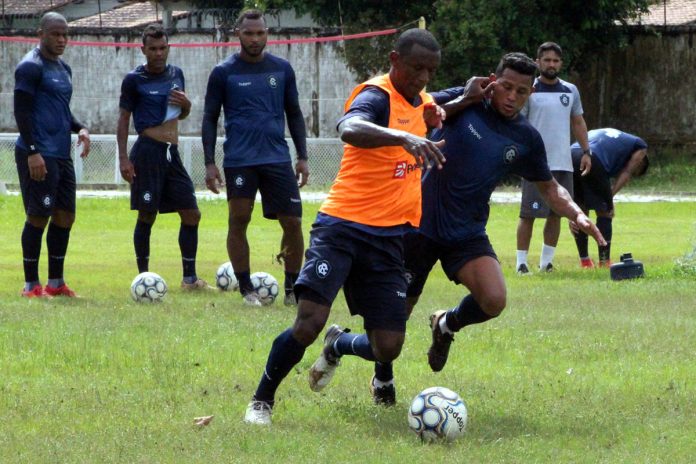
[0,134,343,189]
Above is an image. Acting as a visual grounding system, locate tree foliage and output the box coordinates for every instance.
[183,0,652,88]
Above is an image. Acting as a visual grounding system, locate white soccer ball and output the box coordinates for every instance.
[130,272,167,303]
[408,386,468,442]
[250,271,279,305]
[215,261,239,291]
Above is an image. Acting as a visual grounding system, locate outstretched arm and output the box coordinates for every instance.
[535,178,606,246]
[612,148,648,196]
[338,116,445,170]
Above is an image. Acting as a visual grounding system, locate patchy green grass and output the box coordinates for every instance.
[0,195,694,463]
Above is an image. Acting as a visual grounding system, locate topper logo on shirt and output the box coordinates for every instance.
[503,145,518,164]
[397,118,410,125]
[393,161,419,179]
[268,76,278,88]
[559,94,570,107]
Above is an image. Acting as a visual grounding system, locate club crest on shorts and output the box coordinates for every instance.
[235,175,244,187]
[143,191,152,203]
[503,145,518,164]
[268,76,278,88]
[315,260,331,279]
[532,201,540,210]
[559,94,570,107]
[42,195,52,207]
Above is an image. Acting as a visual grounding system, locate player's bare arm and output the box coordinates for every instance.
[117,108,135,184]
[535,178,606,246]
[612,148,648,196]
[77,128,91,158]
[571,114,592,176]
[338,116,446,169]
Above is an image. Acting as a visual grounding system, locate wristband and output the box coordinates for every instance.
[582,149,592,157]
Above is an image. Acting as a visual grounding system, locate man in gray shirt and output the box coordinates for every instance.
[515,42,591,273]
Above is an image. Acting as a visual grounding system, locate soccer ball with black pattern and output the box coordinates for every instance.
[408,386,468,442]
[215,262,239,291]
[250,271,279,305]
[130,272,167,303]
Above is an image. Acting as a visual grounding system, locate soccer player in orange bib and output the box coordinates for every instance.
[244,28,446,425]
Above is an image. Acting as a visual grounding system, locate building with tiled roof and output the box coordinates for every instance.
[630,0,696,26]
[69,1,189,29]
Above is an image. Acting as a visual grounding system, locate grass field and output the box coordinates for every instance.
[0,194,694,463]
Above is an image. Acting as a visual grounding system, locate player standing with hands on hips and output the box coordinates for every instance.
[118,24,209,290]
[14,12,91,298]
[202,9,309,306]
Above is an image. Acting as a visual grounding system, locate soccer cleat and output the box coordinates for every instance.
[516,263,530,275]
[44,283,77,297]
[580,258,595,269]
[180,278,214,291]
[21,285,51,299]
[243,292,263,307]
[598,260,612,268]
[243,399,273,425]
[308,324,347,392]
[540,263,554,273]
[283,292,297,307]
[370,375,396,406]
[427,310,455,372]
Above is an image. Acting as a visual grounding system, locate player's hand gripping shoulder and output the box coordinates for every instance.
[401,133,446,170]
[423,102,445,129]
[205,164,224,194]
[440,76,497,119]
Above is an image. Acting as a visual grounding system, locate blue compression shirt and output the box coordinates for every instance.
[421,101,552,244]
[14,48,75,158]
[119,64,185,134]
[203,53,306,167]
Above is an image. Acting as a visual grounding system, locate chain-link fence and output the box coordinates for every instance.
[0,134,343,190]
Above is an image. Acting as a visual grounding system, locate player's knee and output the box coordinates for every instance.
[279,215,302,233]
[372,336,404,362]
[180,208,201,225]
[479,292,506,317]
[27,215,49,229]
[292,301,329,346]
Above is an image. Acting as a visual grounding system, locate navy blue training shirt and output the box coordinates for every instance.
[119,64,185,134]
[420,101,552,244]
[203,53,305,167]
[571,128,648,177]
[15,48,75,158]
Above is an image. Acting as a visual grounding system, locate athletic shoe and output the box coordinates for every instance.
[21,285,51,298]
[283,292,297,306]
[580,258,595,269]
[180,278,214,291]
[370,375,396,406]
[308,324,347,392]
[540,263,554,273]
[243,292,263,307]
[598,260,612,268]
[516,263,530,275]
[243,399,272,425]
[427,310,454,372]
[44,284,77,297]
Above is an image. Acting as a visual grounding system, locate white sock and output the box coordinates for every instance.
[439,313,454,335]
[516,250,528,269]
[372,377,394,388]
[540,244,556,269]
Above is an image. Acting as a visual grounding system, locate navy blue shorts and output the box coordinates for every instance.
[295,223,408,332]
[129,136,198,213]
[572,149,614,212]
[404,232,498,298]
[15,146,76,217]
[224,162,302,219]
